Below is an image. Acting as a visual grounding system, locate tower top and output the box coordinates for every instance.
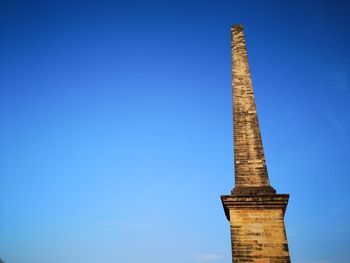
[231,25,275,195]
[231,24,243,30]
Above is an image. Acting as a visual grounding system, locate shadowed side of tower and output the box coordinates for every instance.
[221,25,291,262]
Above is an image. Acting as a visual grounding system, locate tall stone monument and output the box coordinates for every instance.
[221,25,291,262]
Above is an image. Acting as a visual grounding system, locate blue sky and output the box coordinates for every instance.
[1,0,350,262]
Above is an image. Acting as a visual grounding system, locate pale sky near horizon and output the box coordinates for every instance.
[1,1,350,263]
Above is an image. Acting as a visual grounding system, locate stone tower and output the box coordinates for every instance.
[221,25,291,262]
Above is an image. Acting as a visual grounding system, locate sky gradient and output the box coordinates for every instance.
[1,1,350,263]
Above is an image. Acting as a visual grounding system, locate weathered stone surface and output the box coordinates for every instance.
[229,208,290,263]
[221,24,291,262]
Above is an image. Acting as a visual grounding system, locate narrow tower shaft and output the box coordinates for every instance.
[231,25,271,191]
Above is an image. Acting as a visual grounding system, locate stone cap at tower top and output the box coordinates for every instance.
[231,24,244,31]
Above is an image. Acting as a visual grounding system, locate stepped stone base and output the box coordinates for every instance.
[221,194,290,263]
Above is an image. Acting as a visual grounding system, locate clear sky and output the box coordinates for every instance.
[1,1,350,263]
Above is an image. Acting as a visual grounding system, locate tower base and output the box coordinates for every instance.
[221,194,291,263]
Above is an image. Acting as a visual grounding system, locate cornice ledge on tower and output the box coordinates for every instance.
[221,194,289,221]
